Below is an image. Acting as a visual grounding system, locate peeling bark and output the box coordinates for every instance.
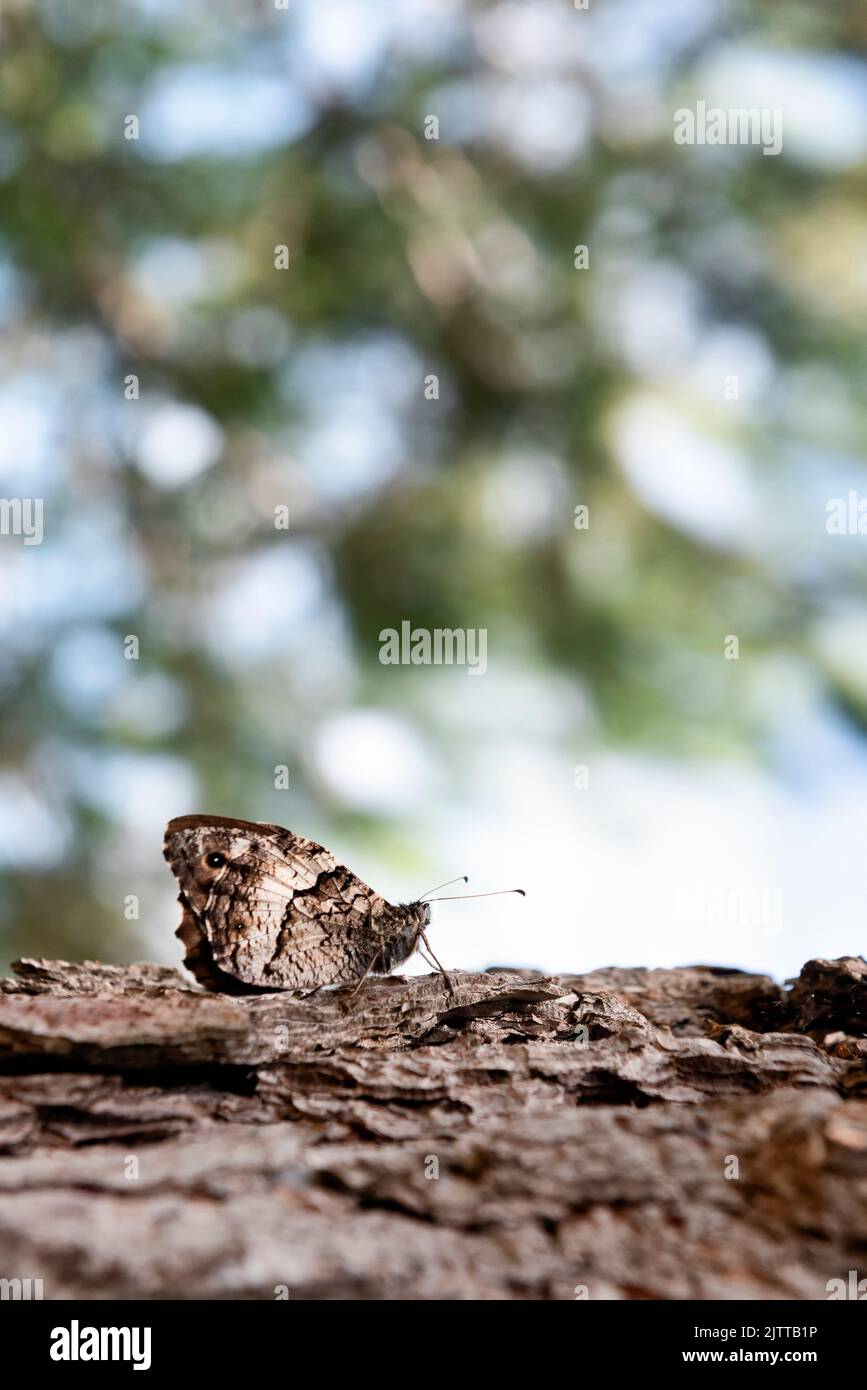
[0,955,865,1300]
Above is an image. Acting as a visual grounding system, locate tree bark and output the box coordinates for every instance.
[0,954,865,1300]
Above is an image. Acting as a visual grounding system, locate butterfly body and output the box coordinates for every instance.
[163,814,431,993]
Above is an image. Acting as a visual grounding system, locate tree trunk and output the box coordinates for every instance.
[0,954,865,1300]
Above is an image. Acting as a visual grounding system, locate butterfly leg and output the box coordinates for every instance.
[348,946,383,998]
[419,930,454,995]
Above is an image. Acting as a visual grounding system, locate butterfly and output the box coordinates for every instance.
[163,814,491,994]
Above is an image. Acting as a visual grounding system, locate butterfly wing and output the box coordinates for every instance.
[163,814,387,991]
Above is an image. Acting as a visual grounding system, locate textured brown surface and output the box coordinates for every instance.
[0,954,865,1299]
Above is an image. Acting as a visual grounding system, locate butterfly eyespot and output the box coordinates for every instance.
[205,852,226,869]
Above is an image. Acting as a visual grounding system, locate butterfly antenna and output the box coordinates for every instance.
[418,875,468,901]
[424,888,526,902]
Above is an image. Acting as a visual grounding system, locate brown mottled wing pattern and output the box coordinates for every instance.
[163,814,388,992]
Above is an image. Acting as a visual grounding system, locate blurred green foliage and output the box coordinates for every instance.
[1,0,866,971]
